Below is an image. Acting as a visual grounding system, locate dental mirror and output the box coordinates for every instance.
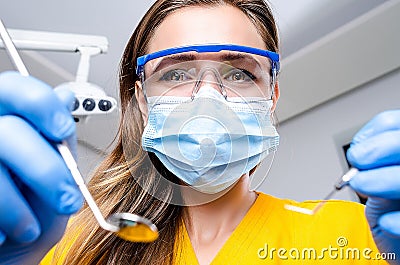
[57,144,159,242]
[0,19,159,242]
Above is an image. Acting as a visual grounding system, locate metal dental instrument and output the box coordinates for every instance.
[0,19,158,242]
[284,168,359,215]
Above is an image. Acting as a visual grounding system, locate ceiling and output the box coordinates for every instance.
[0,0,393,151]
[0,0,386,88]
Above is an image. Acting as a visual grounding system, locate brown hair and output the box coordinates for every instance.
[55,0,279,264]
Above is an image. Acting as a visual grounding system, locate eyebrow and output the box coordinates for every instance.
[220,53,247,61]
[220,52,264,69]
[153,54,197,72]
[150,52,263,73]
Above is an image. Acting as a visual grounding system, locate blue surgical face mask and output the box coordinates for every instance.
[141,86,279,194]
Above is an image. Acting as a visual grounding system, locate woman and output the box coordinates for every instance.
[0,0,399,264]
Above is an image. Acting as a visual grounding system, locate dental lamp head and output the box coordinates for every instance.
[55,46,118,122]
[57,81,117,117]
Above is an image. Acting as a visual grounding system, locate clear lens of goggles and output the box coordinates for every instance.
[140,50,274,101]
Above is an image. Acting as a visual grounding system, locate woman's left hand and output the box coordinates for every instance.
[347,110,400,264]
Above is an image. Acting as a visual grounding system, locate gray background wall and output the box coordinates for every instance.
[257,67,400,202]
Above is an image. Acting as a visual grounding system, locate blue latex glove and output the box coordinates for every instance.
[347,110,400,264]
[0,72,83,264]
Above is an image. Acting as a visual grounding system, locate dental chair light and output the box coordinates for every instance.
[55,46,117,121]
[57,81,117,116]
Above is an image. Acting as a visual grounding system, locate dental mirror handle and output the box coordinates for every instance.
[0,19,119,232]
[57,143,118,232]
[0,19,29,77]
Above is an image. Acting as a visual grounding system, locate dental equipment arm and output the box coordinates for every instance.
[0,28,108,53]
[0,27,117,119]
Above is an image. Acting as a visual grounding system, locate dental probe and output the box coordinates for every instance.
[284,168,359,215]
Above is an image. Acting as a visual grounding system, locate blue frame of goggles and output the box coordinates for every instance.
[136,44,280,100]
[137,44,280,78]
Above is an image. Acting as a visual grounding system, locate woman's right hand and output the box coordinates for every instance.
[0,72,83,264]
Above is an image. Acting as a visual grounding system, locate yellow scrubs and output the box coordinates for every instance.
[41,193,389,264]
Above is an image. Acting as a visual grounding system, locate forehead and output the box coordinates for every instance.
[147,5,266,54]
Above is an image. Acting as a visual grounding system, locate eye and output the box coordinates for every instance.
[159,69,193,82]
[224,69,256,82]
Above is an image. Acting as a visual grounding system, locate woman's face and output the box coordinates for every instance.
[136,5,279,124]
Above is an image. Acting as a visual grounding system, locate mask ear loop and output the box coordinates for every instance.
[249,62,279,191]
[249,150,276,191]
[191,67,228,101]
[270,62,278,100]
[138,72,150,104]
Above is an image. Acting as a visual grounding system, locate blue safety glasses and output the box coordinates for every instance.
[136,44,280,101]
